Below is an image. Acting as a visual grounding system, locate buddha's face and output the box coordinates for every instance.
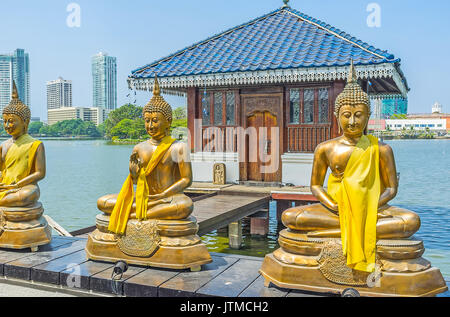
[338,104,369,137]
[144,112,171,140]
[3,114,27,138]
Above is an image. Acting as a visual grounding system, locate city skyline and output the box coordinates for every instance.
[1,0,449,120]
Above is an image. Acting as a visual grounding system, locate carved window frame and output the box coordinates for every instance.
[199,89,238,127]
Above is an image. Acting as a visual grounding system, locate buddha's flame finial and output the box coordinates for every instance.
[348,59,357,84]
[144,73,172,123]
[334,59,370,118]
[12,80,19,100]
[4,80,31,124]
[153,73,161,96]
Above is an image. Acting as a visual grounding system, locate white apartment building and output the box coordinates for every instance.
[47,77,72,110]
[48,107,109,126]
[385,119,447,131]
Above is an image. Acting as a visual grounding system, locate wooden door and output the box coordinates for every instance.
[247,111,280,182]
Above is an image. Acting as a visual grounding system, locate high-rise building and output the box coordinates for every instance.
[47,77,72,110]
[0,49,30,112]
[92,52,117,110]
[371,97,408,119]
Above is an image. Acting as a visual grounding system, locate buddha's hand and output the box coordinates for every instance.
[327,203,339,215]
[148,193,165,201]
[378,209,393,219]
[130,152,142,178]
[0,183,18,191]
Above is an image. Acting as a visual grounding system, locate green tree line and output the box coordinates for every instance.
[0,119,101,137]
[35,119,101,137]
[101,103,187,140]
[0,104,187,139]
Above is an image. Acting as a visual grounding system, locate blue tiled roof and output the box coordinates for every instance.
[131,7,399,79]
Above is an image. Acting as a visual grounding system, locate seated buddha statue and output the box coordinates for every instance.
[86,75,211,270]
[96,81,193,226]
[0,81,51,251]
[282,63,422,272]
[260,62,447,296]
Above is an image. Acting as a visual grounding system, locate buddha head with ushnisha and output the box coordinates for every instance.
[335,61,371,137]
[143,75,173,141]
[3,81,31,139]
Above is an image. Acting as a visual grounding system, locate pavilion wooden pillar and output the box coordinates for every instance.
[187,87,199,152]
[228,220,243,249]
[332,81,345,138]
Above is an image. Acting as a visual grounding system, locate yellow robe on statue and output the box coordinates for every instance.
[108,136,176,235]
[0,134,42,201]
[327,135,380,273]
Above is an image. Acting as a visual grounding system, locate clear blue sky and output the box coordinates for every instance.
[1,0,449,120]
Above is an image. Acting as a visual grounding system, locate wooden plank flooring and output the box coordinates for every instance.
[0,236,320,297]
[193,194,270,236]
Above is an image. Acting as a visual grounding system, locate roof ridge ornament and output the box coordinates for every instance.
[282,0,290,8]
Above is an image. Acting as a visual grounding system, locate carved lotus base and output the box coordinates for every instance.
[85,214,212,270]
[0,203,52,251]
[260,232,448,297]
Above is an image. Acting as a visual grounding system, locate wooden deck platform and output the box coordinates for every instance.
[71,183,314,239]
[192,193,270,236]
[186,182,318,203]
[70,192,270,239]
[0,236,325,297]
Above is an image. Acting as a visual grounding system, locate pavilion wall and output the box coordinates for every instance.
[186,81,345,186]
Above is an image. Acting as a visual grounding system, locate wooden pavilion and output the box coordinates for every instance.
[128,4,409,186]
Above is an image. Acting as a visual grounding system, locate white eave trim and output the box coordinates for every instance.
[128,63,408,98]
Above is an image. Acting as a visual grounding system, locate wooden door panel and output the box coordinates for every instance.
[247,112,263,181]
[262,112,279,182]
[247,111,280,182]
[242,94,283,183]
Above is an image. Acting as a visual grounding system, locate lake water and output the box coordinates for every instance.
[36,139,449,281]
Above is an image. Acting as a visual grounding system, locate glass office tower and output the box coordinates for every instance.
[0,49,30,112]
[92,52,117,110]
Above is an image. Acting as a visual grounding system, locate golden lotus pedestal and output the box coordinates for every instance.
[260,229,448,297]
[0,202,52,252]
[85,214,212,271]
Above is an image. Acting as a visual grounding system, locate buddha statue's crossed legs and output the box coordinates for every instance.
[282,203,421,239]
[97,193,193,220]
[0,184,40,207]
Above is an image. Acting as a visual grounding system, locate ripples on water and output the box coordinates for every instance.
[38,139,449,280]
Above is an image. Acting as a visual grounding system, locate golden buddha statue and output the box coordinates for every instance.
[86,75,211,270]
[260,62,447,297]
[0,81,51,251]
